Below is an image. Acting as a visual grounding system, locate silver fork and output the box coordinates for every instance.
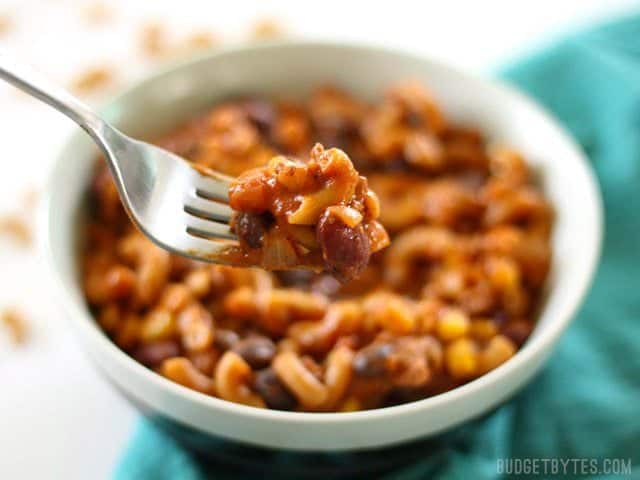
[0,56,241,262]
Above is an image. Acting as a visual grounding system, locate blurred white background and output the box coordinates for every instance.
[0,0,637,478]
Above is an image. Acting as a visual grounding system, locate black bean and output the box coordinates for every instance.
[233,212,273,249]
[502,321,532,347]
[214,329,240,351]
[242,100,276,133]
[353,342,395,377]
[492,311,508,327]
[253,368,297,410]
[133,340,181,368]
[383,387,426,407]
[232,336,276,369]
[316,210,370,282]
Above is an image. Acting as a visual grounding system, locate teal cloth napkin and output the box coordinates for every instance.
[115,14,640,479]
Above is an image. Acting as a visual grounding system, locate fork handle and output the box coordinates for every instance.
[0,54,109,141]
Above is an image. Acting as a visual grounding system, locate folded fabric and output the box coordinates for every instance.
[115,14,640,480]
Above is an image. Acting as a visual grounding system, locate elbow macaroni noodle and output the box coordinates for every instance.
[82,81,552,411]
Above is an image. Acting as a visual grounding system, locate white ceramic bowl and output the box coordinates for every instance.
[41,41,602,451]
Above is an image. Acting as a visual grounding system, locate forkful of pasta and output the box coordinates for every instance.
[123,138,388,282]
[225,143,389,281]
[0,56,388,282]
[166,141,389,282]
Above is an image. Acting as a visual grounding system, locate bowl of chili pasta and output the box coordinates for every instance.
[41,41,602,451]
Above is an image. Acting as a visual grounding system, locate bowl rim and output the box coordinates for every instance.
[40,39,604,425]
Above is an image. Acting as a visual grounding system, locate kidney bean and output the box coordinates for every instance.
[253,368,297,411]
[316,210,370,282]
[232,335,276,369]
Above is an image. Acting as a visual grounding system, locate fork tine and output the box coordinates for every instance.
[192,172,232,202]
[184,194,234,222]
[177,233,239,263]
[184,213,236,240]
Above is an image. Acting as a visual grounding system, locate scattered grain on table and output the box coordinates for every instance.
[0,13,13,37]
[139,22,170,58]
[250,18,286,40]
[21,187,39,211]
[82,2,115,26]
[0,214,31,246]
[181,30,219,54]
[1,307,29,345]
[70,65,116,95]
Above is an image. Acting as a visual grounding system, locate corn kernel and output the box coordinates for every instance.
[339,396,362,412]
[378,297,416,334]
[436,308,470,341]
[486,256,520,291]
[445,338,478,379]
[470,318,498,341]
[479,335,516,373]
